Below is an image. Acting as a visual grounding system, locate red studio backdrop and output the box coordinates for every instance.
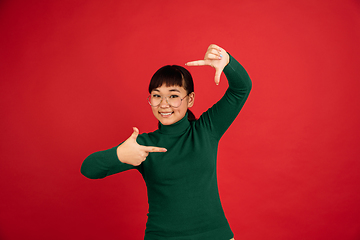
[1,0,360,239]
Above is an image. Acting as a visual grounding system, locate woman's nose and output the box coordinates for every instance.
[159,97,170,107]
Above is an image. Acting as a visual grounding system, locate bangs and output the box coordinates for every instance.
[148,65,186,93]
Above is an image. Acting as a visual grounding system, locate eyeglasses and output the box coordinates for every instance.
[147,93,189,108]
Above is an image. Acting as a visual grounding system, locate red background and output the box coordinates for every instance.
[1,0,360,239]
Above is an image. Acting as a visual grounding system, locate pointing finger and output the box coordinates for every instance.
[143,146,167,153]
[185,60,206,66]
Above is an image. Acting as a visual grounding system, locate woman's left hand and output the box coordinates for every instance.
[186,44,230,85]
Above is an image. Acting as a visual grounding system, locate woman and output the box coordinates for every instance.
[81,44,252,240]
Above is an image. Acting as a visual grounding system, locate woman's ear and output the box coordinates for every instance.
[187,92,195,108]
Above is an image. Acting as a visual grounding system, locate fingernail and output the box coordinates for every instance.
[220,54,223,58]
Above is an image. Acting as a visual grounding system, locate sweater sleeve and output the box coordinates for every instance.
[198,53,252,140]
[80,145,136,179]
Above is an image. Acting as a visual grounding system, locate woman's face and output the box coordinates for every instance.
[150,84,195,125]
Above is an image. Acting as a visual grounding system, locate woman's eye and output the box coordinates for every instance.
[169,95,179,99]
[152,94,161,98]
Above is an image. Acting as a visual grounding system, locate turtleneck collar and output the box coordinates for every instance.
[158,113,190,135]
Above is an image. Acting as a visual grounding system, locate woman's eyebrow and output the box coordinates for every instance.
[169,89,181,93]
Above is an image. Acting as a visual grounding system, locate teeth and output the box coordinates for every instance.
[161,112,172,116]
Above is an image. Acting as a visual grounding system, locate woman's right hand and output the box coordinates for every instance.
[116,127,167,166]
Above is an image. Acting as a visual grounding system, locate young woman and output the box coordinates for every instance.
[81,44,252,240]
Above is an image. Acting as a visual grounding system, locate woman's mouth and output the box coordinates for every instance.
[160,112,173,117]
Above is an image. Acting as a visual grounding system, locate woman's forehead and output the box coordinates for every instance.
[152,84,186,93]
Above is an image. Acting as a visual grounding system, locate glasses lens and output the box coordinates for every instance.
[148,94,160,107]
[167,96,181,108]
[148,94,183,108]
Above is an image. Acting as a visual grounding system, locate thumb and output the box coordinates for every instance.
[214,69,222,85]
[130,127,139,141]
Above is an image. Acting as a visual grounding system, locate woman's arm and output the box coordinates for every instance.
[81,145,133,179]
[186,44,252,140]
[81,127,167,179]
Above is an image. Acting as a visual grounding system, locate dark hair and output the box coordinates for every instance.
[148,65,196,121]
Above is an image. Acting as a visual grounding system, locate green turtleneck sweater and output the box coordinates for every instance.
[81,54,252,240]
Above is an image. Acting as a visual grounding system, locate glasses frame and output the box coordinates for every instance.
[147,93,189,108]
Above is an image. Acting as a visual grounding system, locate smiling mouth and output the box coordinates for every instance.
[159,112,173,117]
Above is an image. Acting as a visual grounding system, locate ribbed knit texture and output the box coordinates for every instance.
[81,54,252,240]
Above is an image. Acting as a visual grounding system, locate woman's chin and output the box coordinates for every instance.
[154,111,186,126]
[158,115,178,125]
[159,119,174,125]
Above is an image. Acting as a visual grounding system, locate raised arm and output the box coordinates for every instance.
[186,44,252,140]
